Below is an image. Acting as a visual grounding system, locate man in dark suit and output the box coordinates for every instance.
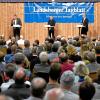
[81,13,89,35]
[48,16,56,39]
[11,14,22,39]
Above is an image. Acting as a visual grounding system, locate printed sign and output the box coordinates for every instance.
[24,3,94,23]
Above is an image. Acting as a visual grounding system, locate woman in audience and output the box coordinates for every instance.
[72,61,92,94]
[59,52,74,74]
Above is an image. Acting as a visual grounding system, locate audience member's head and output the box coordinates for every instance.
[49,63,61,81]
[83,51,90,60]
[24,40,30,48]
[11,44,17,54]
[20,35,23,39]
[60,71,75,89]
[67,44,77,56]
[59,52,68,63]
[44,88,64,100]
[36,44,44,55]
[74,61,92,82]
[5,63,16,79]
[74,61,89,77]
[61,38,67,46]
[31,77,46,98]
[14,69,26,84]
[49,38,54,44]
[79,82,95,100]
[14,53,25,66]
[39,51,48,63]
[31,46,37,55]
[56,35,61,41]
[86,51,96,63]
[52,43,59,52]
[0,39,4,45]
[33,40,39,46]
[11,37,16,44]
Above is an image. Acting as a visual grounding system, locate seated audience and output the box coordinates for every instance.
[34,51,50,82]
[48,43,59,63]
[86,51,100,73]
[45,63,61,91]
[7,69,30,99]
[23,40,32,60]
[14,52,31,80]
[60,70,79,100]
[29,46,40,73]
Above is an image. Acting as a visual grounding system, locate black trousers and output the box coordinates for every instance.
[81,27,88,35]
[48,29,55,39]
[13,28,21,39]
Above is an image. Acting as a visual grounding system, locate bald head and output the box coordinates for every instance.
[50,16,53,20]
[44,88,64,100]
[31,77,46,98]
[14,68,26,84]
[32,77,46,89]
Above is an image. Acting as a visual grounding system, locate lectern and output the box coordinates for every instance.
[13,25,21,28]
[44,25,54,38]
[76,24,85,36]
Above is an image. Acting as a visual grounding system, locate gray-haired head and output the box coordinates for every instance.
[24,40,30,47]
[60,70,75,87]
[44,88,64,100]
[14,52,25,65]
[86,51,96,62]
[39,51,48,63]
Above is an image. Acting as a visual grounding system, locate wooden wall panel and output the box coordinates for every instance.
[0,3,99,44]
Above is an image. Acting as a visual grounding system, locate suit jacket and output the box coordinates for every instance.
[82,17,88,31]
[48,19,55,31]
[11,18,22,28]
[81,17,89,35]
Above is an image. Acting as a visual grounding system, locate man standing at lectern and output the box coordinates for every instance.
[48,16,56,39]
[81,12,89,35]
[11,14,22,39]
